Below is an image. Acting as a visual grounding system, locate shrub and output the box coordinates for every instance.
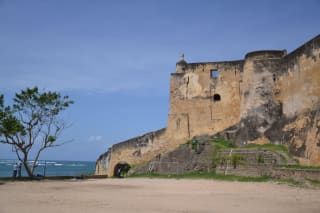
[256,153,265,164]
[231,154,245,168]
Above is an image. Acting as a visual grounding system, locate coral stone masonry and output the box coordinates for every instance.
[96,35,320,177]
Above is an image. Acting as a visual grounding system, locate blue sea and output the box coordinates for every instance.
[0,159,96,177]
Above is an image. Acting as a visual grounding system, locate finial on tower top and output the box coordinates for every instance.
[180,53,185,61]
[176,53,187,73]
[176,53,187,65]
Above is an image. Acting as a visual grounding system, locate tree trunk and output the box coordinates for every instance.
[23,158,33,177]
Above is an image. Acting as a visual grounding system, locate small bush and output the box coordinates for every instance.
[231,154,245,168]
[213,155,228,167]
[191,139,198,150]
[256,153,265,164]
[306,179,320,187]
[213,153,245,169]
[211,137,235,166]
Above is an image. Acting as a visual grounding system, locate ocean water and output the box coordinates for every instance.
[0,159,95,177]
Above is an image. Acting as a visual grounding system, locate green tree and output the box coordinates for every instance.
[0,87,73,177]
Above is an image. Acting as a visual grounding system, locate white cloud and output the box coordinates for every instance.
[88,135,103,142]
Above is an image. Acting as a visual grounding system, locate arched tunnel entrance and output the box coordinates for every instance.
[113,162,131,178]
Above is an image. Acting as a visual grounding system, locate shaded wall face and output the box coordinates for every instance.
[167,63,242,139]
[238,56,284,144]
[237,41,320,165]
[277,45,320,165]
[278,48,320,117]
[240,58,279,119]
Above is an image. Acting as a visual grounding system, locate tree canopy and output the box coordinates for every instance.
[0,87,73,177]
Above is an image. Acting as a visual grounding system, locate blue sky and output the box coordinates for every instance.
[0,0,319,161]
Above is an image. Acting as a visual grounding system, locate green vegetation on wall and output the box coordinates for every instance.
[129,171,270,182]
[211,137,234,167]
[243,143,288,153]
[211,137,235,150]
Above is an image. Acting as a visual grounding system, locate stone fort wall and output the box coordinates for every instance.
[96,35,320,176]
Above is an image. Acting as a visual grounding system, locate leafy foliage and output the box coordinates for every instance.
[0,87,73,177]
[256,153,265,164]
[213,153,245,169]
[191,139,198,150]
[210,137,234,166]
[231,154,245,168]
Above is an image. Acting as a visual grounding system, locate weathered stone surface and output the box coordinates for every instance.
[130,140,214,175]
[96,34,320,176]
[130,140,307,180]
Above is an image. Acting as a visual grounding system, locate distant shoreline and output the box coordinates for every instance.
[0,159,95,178]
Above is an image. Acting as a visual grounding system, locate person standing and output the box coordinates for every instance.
[17,162,22,178]
[12,163,17,178]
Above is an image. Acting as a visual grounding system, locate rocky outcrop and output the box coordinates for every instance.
[129,135,295,177]
[130,136,214,175]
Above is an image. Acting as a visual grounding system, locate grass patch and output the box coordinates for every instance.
[306,179,320,187]
[274,178,320,188]
[130,172,320,188]
[243,143,288,153]
[129,171,270,182]
[211,137,235,150]
[211,138,288,153]
[211,137,237,167]
[275,178,305,187]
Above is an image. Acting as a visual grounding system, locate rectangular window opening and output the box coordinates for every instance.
[210,69,219,79]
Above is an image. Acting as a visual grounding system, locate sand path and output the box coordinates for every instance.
[0,178,319,213]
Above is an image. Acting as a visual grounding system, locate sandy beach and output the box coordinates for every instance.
[0,178,320,213]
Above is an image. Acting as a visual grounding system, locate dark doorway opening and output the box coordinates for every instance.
[113,162,131,178]
[213,94,221,102]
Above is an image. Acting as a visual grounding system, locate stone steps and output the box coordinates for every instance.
[216,166,266,177]
[217,148,296,167]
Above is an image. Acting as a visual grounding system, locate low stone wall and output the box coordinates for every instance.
[216,165,273,177]
[215,149,320,181]
[216,165,320,181]
[272,168,320,181]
